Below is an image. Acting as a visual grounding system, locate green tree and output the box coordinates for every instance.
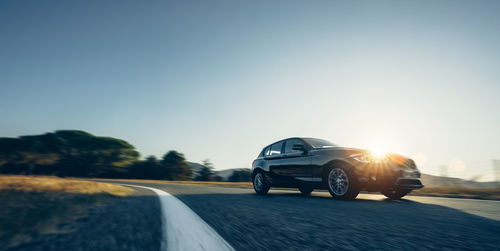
[129,155,160,179]
[0,130,140,178]
[194,159,215,181]
[51,130,139,177]
[160,151,192,180]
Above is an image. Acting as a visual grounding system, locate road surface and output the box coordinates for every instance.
[102,181,500,251]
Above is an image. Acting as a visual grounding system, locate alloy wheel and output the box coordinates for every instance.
[254,173,263,191]
[328,168,349,196]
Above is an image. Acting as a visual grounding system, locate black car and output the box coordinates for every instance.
[251,137,424,200]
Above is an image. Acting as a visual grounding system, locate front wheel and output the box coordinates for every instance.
[327,166,360,200]
[253,171,270,195]
[382,189,411,200]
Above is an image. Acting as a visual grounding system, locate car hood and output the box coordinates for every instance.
[313,147,415,168]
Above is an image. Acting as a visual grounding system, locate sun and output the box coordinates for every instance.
[369,146,388,158]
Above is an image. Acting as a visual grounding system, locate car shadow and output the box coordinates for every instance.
[263,190,417,202]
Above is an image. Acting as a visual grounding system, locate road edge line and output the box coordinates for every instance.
[116,183,235,251]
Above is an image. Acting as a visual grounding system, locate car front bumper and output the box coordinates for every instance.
[355,165,424,191]
[395,177,424,189]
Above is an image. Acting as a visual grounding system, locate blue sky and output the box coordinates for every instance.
[1,0,499,180]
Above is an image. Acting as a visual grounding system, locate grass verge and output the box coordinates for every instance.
[0,175,133,249]
[92,178,254,189]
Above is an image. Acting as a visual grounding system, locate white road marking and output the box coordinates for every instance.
[116,183,235,251]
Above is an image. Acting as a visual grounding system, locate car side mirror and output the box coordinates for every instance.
[292,144,307,152]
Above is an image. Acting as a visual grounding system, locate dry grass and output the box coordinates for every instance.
[0,175,133,196]
[0,175,133,249]
[92,178,254,189]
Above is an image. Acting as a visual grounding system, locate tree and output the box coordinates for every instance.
[129,155,160,179]
[228,169,252,182]
[0,130,140,178]
[160,151,192,180]
[194,159,215,181]
[51,130,139,177]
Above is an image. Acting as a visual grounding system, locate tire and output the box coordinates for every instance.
[298,186,314,196]
[252,170,270,195]
[326,166,360,200]
[382,189,411,200]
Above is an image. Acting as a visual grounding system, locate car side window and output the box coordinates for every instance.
[284,139,302,153]
[269,141,283,155]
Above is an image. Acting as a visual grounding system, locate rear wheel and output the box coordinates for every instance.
[327,166,360,200]
[382,189,411,200]
[298,186,314,196]
[252,170,270,195]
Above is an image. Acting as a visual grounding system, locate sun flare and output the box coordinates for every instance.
[369,146,388,158]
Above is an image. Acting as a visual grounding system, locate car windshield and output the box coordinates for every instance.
[303,138,337,148]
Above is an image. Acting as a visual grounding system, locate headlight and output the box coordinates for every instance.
[350,153,371,163]
[350,152,388,163]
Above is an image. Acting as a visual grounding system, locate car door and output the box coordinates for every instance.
[265,141,284,177]
[278,138,312,179]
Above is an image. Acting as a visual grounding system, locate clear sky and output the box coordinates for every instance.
[1,0,499,181]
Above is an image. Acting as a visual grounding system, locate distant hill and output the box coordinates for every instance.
[186,162,250,180]
[215,168,250,179]
[186,162,205,179]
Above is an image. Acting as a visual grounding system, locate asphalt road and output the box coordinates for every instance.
[103,181,500,251]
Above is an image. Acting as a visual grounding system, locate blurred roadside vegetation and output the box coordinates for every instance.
[410,186,500,200]
[0,130,141,178]
[0,130,250,181]
[228,169,251,182]
[193,159,223,181]
[0,175,133,249]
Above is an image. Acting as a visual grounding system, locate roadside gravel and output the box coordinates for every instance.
[9,187,161,251]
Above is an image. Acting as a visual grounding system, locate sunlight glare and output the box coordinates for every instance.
[370,146,387,158]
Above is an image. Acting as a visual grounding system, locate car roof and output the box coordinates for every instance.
[264,137,310,148]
